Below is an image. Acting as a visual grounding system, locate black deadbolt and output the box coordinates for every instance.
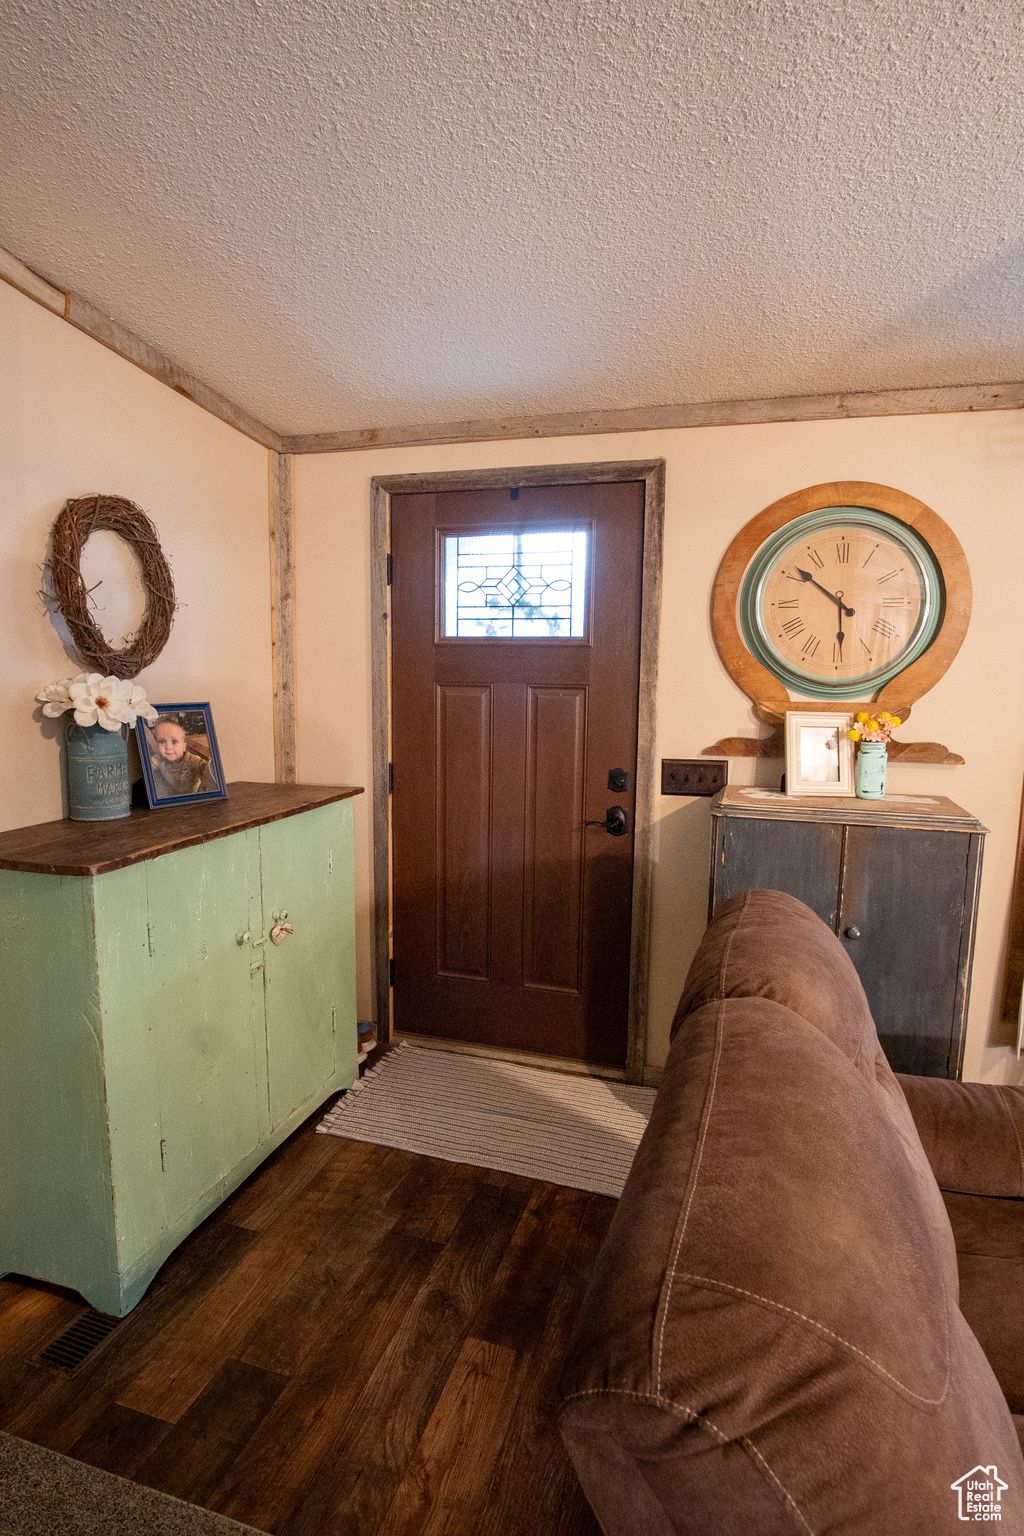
[608,768,630,792]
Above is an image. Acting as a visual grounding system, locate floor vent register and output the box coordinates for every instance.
[31,1310,122,1374]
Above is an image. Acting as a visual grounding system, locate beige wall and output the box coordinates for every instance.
[294,411,1024,1084]
[8,259,1019,1084]
[1,281,275,835]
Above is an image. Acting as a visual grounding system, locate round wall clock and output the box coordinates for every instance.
[739,505,945,701]
[708,481,971,757]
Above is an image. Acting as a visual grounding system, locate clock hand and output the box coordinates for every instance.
[794,568,856,617]
[834,589,847,661]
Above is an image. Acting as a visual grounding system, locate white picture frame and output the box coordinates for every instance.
[784,712,854,797]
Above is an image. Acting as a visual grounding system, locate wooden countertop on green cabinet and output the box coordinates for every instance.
[0,780,364,875]
[0,783,364,1316]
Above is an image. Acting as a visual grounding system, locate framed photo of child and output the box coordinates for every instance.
[136,703,227,808]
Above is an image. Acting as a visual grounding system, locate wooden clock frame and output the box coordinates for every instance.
[704,481,972,763]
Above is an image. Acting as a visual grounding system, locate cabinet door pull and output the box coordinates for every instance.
[236,930,251,945]
[844,925,861,940]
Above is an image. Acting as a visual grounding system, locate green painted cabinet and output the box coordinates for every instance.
[0,783,361,1316]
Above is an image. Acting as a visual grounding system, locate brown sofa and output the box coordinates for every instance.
[558,889,1024,1535]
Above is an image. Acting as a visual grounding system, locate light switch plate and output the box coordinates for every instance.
[661,759,728,797]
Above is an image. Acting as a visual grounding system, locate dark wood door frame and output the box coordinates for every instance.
[370,459,666,1084]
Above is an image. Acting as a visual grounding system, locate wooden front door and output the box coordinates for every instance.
[390,480,644,1066]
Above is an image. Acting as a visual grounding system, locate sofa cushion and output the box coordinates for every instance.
[899,1074,1024,1198]
[560,892,1024,1535]
[1015,1415,1024,1458]
[945,1190,1024,1414]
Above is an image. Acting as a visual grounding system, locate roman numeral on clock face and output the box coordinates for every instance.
[872,617,899,640]
[877,569,901,584]
[781,617,804,637]
[835,541,850,563]
[806,548,824,569]
[776,599,799,609]
[801,634,820,657]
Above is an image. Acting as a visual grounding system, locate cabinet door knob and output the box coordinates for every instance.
[844,925,861,940]
[236,930,251,945]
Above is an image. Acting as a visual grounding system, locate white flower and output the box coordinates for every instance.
[36,677,77,718]
[68,675,135,730]
[128,683,159,725]
[36,673,160,730]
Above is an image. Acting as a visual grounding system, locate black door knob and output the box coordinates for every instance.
[587,807,630,836]
[844,925,861,940]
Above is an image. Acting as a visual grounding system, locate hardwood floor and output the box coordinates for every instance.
[0,1103,613,1535]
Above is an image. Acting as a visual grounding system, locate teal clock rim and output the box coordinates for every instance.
[738,505,946,701]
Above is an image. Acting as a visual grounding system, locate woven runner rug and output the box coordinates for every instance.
[0,1432,266,1536]
[317,1043,657,1198]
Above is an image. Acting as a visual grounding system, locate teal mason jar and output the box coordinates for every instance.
[66,722,131,821]
[855,741,887,801]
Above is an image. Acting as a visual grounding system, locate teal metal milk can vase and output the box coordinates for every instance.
[66,722,131,820]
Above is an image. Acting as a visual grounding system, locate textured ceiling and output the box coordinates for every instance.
[2,0,1024,435]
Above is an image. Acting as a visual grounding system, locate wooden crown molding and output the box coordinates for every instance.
[280,380,1024,456]
[1,245,281,451]
[6,242,1024,458]
[0,244,64,315]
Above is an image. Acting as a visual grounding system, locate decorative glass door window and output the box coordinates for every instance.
[442,530,589,638]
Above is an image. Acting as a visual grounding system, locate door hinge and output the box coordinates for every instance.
[388,761,394,794]
[389,957,396,988]
[386,552,393,585]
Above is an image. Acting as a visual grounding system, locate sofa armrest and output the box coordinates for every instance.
[896,1073,1024,1198]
